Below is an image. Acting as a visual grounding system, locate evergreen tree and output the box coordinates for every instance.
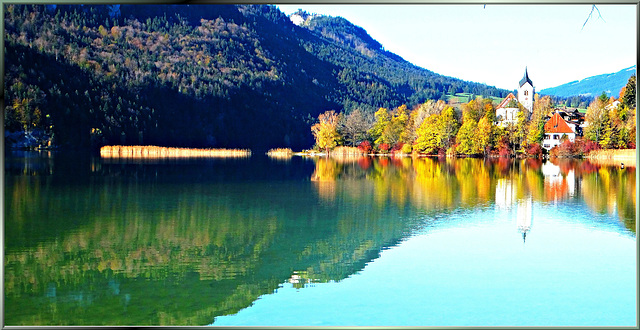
[620,75,636,110]
[598,110,616,149]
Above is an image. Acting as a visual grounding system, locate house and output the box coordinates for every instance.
[553,108,585,136]
[495,93,520,126]
[495,68,535,127]
[542,111,576,150]
[605,100,621,111]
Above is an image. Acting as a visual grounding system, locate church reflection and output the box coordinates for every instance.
[495,178,533,243]
[517,197,533,243]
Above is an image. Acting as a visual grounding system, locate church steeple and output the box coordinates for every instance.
[517,67,535,112]
[519,67,533,88]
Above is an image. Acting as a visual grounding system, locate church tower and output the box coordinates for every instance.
[517,67,535,113]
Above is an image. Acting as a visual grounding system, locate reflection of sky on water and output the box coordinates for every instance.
[213,201,636,326]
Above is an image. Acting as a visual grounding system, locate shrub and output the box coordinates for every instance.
[526,143,543,158]
[390,142,404,153]
[549,140,573,158]
[378,143,390,153]
[581,140,600,154]
[357,140,372,154]
[498,146,511,158]
[401,143,412,154]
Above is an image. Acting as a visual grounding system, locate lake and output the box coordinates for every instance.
[3,151,637,326]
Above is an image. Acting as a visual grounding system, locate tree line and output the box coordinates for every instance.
[311,74,636,157]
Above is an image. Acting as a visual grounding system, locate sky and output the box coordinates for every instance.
[277,4,636,91]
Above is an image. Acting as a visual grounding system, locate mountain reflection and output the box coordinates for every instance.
[4,153,635,325]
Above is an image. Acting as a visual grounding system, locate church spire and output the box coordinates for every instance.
[519,67,533,87]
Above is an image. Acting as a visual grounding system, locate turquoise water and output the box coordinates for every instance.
[3,152,637,326]
[215,205,636,326]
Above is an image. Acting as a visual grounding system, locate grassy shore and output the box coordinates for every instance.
[100,145,251,158]
[266,148,293,159]
[586,149,636,167]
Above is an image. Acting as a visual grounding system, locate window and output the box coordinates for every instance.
[524,90,528,96]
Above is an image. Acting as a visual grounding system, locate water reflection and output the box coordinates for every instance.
[309,156,634,234]
[4,152,636,325]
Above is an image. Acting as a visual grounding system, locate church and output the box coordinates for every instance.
[495,68,535,126]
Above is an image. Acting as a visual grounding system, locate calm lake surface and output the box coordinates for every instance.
[4,151,637,326]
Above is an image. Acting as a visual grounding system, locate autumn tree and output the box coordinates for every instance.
[440,106,459,151]
[513,109,528,152]
[372,105,410,149]
[461,97,484,122]
[584,95,608,143]
[414,106,459,155]
[391,104,411,145]
[456,111,481,155]
[11,98,42,133]
[414,113,442,154]
[476,113,494,156]
[412,100,447,130]
[338,108,373,147]
[368,107,390,147]
[311,110,340,153]
[526,94,552,146]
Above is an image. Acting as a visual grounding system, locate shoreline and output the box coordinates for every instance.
[11,145,637,167]
[585,149,636,167]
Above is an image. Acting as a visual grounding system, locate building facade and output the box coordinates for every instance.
[495,93,520,126]
[542,111,576,150]
[495,68,535,126]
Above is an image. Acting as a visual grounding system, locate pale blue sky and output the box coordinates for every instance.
[277,4,636,91]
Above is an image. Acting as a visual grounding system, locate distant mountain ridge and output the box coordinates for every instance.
[540,65,636,98]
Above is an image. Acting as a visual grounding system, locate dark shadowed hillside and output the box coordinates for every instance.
[4,4,510,150]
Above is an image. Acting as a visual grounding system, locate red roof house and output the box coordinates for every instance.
[542,112,576,150]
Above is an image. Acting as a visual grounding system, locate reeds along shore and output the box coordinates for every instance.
[586,149,636,160]
[266,148,293,159]
[586,148,636,167]
[100,145,251,158]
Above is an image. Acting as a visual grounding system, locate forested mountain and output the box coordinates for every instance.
[540,65,636,98]
[4,4,510,150]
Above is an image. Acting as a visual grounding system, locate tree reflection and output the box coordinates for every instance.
[309,156,635,230]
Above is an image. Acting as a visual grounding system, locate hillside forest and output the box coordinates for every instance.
[3,4,510,151]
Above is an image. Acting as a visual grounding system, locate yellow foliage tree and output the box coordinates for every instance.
[311,110,340,153]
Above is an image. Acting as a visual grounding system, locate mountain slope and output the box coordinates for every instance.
[540,65,636,98]
[4,4,510,150]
